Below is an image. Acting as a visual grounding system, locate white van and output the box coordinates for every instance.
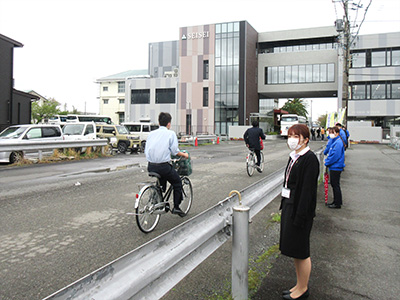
[0,124,63,163]
[122,121,159,151]
[48,115,68,127]
[62,122,97,140]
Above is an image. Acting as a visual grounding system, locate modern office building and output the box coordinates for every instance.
[97,21,400,138]
[348,31,400,138]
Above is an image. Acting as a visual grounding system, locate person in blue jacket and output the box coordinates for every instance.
[335,123,348,149]
[323,128,334,155]
[325,126,345,209]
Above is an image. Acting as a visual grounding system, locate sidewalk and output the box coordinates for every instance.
[253,144,400,300]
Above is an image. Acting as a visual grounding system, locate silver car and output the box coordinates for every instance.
[0,124,63,163]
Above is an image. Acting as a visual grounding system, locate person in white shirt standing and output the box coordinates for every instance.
[145,112,189,217]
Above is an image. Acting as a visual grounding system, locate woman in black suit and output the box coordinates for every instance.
[280,124,319,300]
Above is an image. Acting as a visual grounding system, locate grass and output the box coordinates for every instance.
[206,213,282,300]
[10,146,113,167]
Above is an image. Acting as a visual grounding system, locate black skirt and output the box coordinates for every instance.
[279,198,313,259]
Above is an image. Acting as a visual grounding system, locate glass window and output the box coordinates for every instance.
[328,64,335,82]
[285,66,291,83]
[371,51,386,67]
[271,67,278,84]
[306,65,313,82]
[155,88,175,104]
[43,127,61,137]
[371,83,386,99]
[203,60,209,80]
[351,84,366,99]
[299,65,306,83]
[392,49,400,66]
[292,65,299,83]
[26,128,42,139]
[203,87,209,106]
[278,66,285,84]
[119,98,124,104]
[320,64,327,82]
[131,89,150,104]
[118,81,125,93]
[103,99,108,104]
[391,82,400,99]
[352,52,366,68]
[142,125,150,132]
[233,37,239,65]
[103,86,108,92]
[313,64,320,82]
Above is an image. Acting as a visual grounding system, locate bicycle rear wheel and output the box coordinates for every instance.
[259,152,265,172]
[180,177,193,214]
[136,186,161,233]
[246,152,255,177]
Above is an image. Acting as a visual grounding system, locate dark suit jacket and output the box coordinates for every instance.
[283,150,320,227]
[243,127,266,150]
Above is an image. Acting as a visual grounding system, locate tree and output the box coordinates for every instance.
[318,114,327,129]
[31,98,61,124]
[280,98,308,117]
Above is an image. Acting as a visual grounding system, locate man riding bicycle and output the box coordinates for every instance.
[243,120,266,173]
[145,112,189,217]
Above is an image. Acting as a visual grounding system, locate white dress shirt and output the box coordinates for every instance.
[145,126,180,163]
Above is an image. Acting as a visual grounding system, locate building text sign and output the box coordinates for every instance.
[182,31,209,40]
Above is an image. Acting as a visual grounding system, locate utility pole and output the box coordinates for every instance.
[334,0,372,126]
[343,0,350,126]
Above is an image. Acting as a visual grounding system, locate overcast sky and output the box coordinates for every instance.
[1,0,399,120]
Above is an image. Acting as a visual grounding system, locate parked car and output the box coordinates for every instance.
[122,121,159,151]
[62,122,97,153]
[0,124,63,163]
[96,124,140,153]
[48,115,68,127]
[62,122,97,140]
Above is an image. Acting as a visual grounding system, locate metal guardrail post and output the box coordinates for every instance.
[232,205,250,300]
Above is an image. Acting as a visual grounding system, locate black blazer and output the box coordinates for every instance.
[282,150,320,228]
[243,127,265,150]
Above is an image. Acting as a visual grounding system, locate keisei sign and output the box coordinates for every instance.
[182,31,210,40]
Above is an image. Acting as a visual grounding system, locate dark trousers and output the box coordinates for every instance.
[148,162,182,208]
[254,149,261,166]
[330,170,342,206]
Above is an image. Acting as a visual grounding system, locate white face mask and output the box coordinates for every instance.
[287,137,301,151]
[329,133,335,139]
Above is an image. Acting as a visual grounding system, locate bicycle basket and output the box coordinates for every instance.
[171,155,192,176]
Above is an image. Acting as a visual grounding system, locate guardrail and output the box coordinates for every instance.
[179,134,218,146]
[43,148,324,300]
[0,139,109,160]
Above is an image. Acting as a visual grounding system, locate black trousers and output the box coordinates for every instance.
[254,149,261,166]
[148,162,182,208]
[330,170,342,205]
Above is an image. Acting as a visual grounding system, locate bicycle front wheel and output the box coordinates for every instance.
[136,186,161,233]
[180,177,193,215]
[246,153,255,177]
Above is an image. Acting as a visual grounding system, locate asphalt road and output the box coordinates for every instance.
[0,139,326,300]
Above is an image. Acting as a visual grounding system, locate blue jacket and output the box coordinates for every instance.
[339,128,348,146]
[325,136,345,171]
[324,136,333,155]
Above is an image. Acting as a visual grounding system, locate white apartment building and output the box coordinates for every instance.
[96,70,148,124]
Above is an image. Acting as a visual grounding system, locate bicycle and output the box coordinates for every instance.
[246,148,264,177]
[135,156,193,233]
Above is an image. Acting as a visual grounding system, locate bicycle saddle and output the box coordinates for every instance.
[148,172,161,179]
